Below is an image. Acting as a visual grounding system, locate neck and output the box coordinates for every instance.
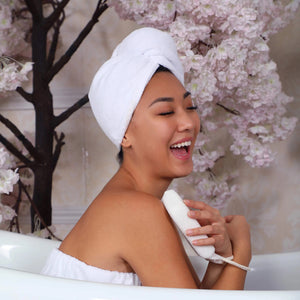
[118,163,172,199]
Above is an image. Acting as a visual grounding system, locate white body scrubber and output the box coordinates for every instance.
[162,190,216,260]
[162,190,252,271]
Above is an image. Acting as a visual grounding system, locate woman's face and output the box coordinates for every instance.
[124,71,200,179]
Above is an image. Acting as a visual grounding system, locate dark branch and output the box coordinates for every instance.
[216,102,240,116]
[19,180,62,241]
[47,11,65,69]
[0,134,34,168]
[46,0,108,82]
[44,0,70,31]
[9,180,23,233]
[0,114,39,160]
[16,87,34,103]
[52,131,65,171]
[24,0,42,21]
[53,94,89,128]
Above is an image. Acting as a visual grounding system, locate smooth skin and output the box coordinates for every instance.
[60,71,251,289]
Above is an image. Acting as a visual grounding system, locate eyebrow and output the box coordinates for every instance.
[149,91,191,107]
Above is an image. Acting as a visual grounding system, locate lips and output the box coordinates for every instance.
[170,139,192,160]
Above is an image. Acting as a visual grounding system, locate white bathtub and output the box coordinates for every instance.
[0,230,299,300]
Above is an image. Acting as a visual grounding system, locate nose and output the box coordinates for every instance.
[177,109,199,133]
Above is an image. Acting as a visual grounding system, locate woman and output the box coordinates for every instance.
[42,27,251,289]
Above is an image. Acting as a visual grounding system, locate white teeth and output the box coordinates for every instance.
[171,141,192,149]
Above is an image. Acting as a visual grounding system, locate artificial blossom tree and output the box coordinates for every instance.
[0,0,108,232]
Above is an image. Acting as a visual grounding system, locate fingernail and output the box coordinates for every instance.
[185,229,193,235]
[183,200,191,205]
[188,211,196,217]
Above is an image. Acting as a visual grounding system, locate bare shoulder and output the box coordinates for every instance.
[115,190,169,221]
[113,190,198,288]
[108,190,175,238]
[75,189,169,240]
[90,189,170,234]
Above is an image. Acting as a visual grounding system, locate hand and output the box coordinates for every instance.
[183,199,232,257]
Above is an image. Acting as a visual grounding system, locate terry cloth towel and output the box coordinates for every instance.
[88,27,184,148]
[41,248,141,286]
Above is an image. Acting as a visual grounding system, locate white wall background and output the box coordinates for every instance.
[0,2,299,255]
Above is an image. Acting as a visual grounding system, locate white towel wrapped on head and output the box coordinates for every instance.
[88,27,184,148]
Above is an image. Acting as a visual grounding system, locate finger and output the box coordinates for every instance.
[184,199,219,215]
[183,199,206,210]
[186,223,225,237]
[186,225,213,236]
[191,237,215,246]
[224,215,234,223]
[187,210,224,225]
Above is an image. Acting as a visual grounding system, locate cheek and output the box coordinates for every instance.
[133,118,174,153]
[145,121,174,150]
[193,114,201,135]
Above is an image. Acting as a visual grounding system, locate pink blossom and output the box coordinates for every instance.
[169,17,211,43]
[0,147,15,169]
[0,58,33,94]
[28,225,57,239]
[0,3,12,30]
[273,117,297,140]
[193,177,237,209]
[0,203,16,223]
[0,169,19,194]
[0,0,30,57]
[0,147,19,195]
[193,148,225,173]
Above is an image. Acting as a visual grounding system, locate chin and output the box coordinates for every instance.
[172,163,194,179]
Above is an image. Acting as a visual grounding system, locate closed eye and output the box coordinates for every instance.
[159,111,174,116]
[187,105,198,111]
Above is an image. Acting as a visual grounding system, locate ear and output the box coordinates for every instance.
[121,134,132,148]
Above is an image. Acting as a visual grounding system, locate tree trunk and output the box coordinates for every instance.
[30,6,54,231]
[31,89,54,230]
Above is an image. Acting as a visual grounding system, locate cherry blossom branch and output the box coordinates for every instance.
[216,102,240,116]
[0,114,39,160]
[46,0,108,82]
[53,94,89,128]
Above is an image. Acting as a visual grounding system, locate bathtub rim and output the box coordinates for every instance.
[0,266,299,300]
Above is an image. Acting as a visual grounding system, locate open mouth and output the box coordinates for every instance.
[170,140,191,159]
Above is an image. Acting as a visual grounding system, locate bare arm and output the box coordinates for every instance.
[119,193,251,289]
[120,193,200,288]
[210,215,252,290]
[184,201,252,289]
